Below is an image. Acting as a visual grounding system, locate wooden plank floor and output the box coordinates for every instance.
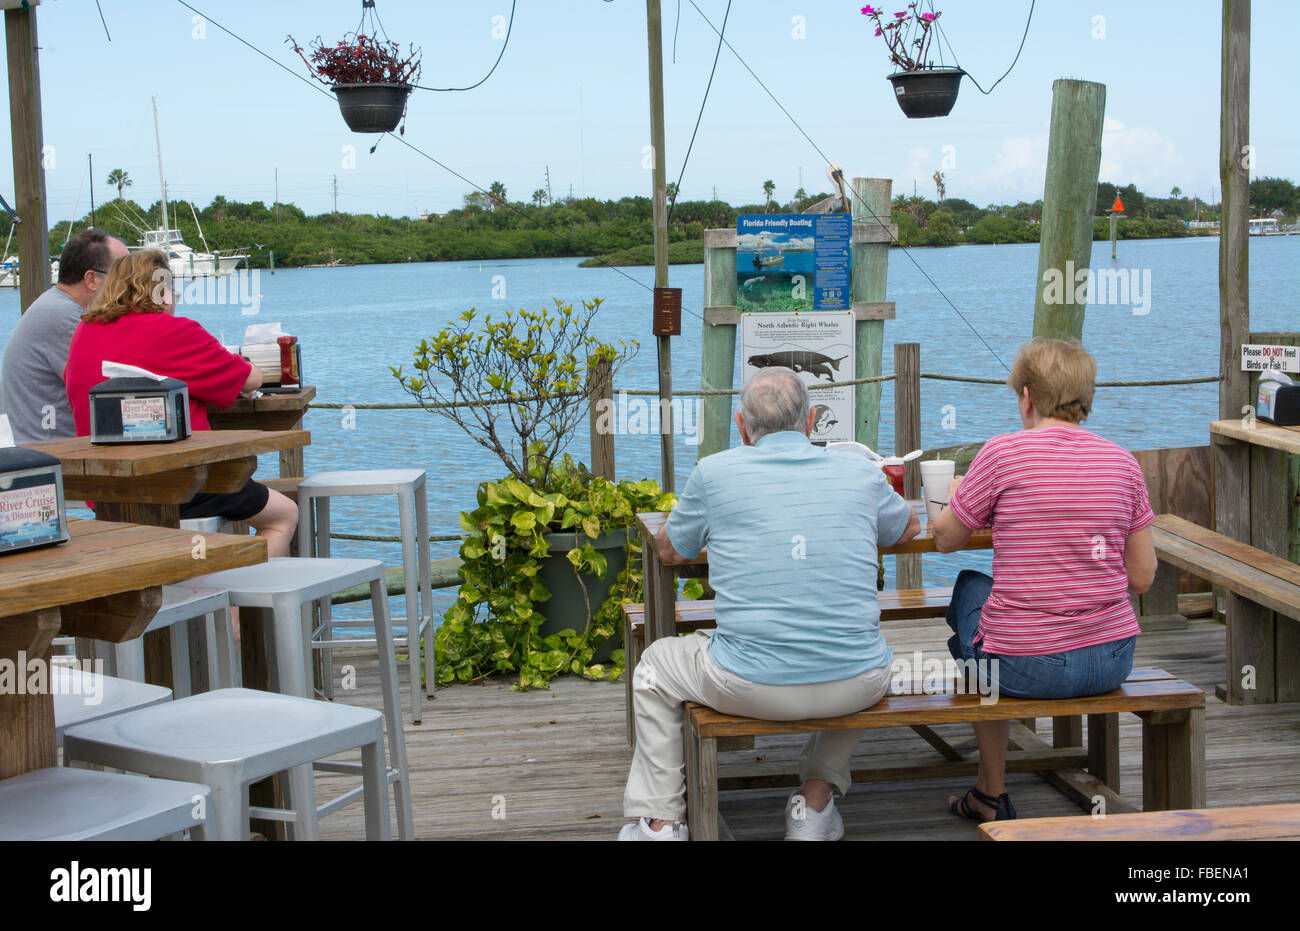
[314,616,1300,840]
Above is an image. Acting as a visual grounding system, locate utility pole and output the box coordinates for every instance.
[544,165,553,205]
[274,167,279,217]
[88,153,95,228]
[332,175,338,213]
[8,2,49,312]
[712,185,717,201]
[646,0,674,491]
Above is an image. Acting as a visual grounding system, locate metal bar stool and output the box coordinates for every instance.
[0,768,211,840]
[296,469,434,722]
[53,666,172,747]
[189,557,414,840]
[63,688,390,841]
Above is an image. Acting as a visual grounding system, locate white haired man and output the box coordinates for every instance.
[618,367,921,841]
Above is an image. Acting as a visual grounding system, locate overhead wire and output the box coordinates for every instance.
[667,0,731,226]
[934,0,1036,96]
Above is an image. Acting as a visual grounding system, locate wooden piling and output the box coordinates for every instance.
[586,357,615,481]
[6,6,49,313]
[851,178,891,450]
[646,0,675,491]
[894,342,922,589]
[699,229,737,460]
[1032,79,1106,342]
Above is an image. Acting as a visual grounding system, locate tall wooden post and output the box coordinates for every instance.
[851,178,891,450]
[1032,79,1106,342]
[6,4,49,313]
[586,357,615,481]
[699,229,737,460]
[646,0,674,491]
[894,342,922,589]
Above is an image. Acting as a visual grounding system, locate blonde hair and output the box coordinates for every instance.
[84,249,171,323]
[1007,338,1096,424]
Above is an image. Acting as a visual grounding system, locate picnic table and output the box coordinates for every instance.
[209,386,316,479]
[25,429,310,689]
[0,518,265,779]
[1206,418,1300,703]
[635,500,992,644]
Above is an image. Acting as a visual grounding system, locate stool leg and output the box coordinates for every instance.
[362,731,391,841]
[316,498,335,701]
[170,621,193,699]
[397,485,422,724]
[211,608,237,689]
[271,594,310,700]
[286,763,319,841]
[416,480,434,698]
[208,770,250,841]
[370,576,414,840]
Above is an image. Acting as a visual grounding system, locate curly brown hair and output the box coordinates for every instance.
[1007,338,1096,424]
[84,249,172,323]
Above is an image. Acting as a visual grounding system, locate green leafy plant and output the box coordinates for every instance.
[393,298,674,689]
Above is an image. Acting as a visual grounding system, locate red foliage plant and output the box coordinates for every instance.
[287,33,422,86]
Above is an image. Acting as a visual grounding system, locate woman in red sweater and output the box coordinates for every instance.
[65,249,298,556]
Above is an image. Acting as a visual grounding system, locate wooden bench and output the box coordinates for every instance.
[681,667,1205,840]
[978,802,1300,841]
[621,588,954,744]
[1151,514,1300,704]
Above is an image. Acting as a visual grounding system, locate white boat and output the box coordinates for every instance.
[138,228,246,278]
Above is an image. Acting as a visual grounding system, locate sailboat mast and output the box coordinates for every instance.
[151,97,169,234]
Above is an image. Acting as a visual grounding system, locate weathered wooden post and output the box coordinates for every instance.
[851,178,895,449]
[894,342,922,589]
[5,2,49,313]
[646,0,674,491]
[586,357,615,481]
[1032,79,1106,341]
[698,229,737,460]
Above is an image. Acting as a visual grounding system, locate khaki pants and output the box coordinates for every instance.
[624,631,892,823]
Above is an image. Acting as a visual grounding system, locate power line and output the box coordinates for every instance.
[667,0,731,226]
[934,0,1035,96]
[409,0,517,92]
[685,0,1010,371]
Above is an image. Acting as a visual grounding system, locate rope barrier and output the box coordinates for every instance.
[330,532,465,543]
[305,373,1218,409]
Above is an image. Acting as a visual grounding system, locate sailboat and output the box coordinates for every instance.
[752,232,784,269]
[133,98,247,278]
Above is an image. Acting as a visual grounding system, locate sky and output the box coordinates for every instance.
[7,0,1299,225]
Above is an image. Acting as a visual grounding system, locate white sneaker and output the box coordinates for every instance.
[784,793,845,841]
[617,818,689,841]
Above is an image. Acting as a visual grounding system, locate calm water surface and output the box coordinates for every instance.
[3,236,1295,621]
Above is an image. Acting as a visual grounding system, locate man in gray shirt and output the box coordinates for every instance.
[0,229,129,443]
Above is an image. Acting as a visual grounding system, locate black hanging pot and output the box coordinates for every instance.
[331,82,413,133]
[887,68,964,119]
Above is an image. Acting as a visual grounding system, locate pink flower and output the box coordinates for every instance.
[920,12,936,20]
[895,10,908,18]
[861,4,877,14]
[875,25,883,35]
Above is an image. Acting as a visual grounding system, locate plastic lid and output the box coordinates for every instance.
[89,376,188,393]
[0,447,62,470]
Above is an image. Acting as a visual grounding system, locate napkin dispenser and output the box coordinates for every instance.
[0,448,69,554]
[89,376,191,443]
[1256,374,1300,427]
[232,336,301,395]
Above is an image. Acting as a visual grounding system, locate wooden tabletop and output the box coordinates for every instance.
[636,500,992,564]
[1211,418,1300,455]
[0,517,265,623]
[979,803,1300,841]
[210,385,316,415]
[27,429,310,478]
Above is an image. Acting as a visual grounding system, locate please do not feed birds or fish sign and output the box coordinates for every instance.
[1241,343,1300,373]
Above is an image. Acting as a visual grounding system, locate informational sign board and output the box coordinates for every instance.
[736,214,851,313]
[1241,343,1300,373]
[740,311,855,444]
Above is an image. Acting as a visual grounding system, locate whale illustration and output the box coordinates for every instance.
[812,404,838,433]
[748,350,847,382]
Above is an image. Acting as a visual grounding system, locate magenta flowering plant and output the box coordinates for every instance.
[287,32,422,86]
[860,2,942,71]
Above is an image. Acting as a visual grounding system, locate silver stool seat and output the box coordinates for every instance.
[62,688,392,841]
[0,767,210,840]
[190,557,413,840]
[53,667,172,747]
[296,468,434,722]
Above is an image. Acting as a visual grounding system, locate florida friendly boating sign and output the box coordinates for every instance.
[736,214,851,312]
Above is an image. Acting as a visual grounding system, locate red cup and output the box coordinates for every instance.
[881,463,905,497]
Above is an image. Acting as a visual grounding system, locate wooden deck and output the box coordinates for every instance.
[315,615,1300,840]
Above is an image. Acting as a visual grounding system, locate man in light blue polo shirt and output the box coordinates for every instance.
[619,367,919,841]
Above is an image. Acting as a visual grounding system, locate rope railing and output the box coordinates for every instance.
[305,372,1219,409]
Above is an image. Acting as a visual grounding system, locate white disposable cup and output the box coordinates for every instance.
[921,459,955,522]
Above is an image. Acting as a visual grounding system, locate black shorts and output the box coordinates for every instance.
[179,479,271,522]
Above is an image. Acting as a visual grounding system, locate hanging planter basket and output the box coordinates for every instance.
[331,82,413,133]
[887,67,964,119]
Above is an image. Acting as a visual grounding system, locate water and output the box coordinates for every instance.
[3,236,1295,624]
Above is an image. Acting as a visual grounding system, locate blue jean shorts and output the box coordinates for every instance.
[945,569,1136,700]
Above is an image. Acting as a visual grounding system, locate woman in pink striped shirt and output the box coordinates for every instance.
[933,338,1158,822]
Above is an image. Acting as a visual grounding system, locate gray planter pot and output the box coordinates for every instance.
[536,527,630,664]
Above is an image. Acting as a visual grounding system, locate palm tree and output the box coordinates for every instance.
[488,181,507,211]
[665,182,678,206]
[531,189,547,208]
[1170,186,1182,198]
[106,168,132,200]
[932,170,946,203]
[762,180,775,212]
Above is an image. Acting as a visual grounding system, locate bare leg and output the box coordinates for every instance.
[797,778,834,812]
[247,490,298,558]
[947,720,1008,819]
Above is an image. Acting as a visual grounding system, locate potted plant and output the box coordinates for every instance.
[288,32,421,134]
[392,299,675,690]
[861,3,963,118]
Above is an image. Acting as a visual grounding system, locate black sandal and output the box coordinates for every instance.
[949,785,1017,821]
